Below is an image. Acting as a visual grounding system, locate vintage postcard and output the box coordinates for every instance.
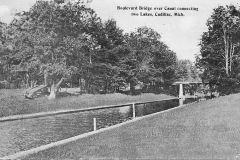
[0,0,240,159]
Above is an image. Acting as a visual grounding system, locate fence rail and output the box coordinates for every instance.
[0,97,179,122]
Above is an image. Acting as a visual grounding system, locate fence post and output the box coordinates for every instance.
[132,103,135,118]
[179,98,184,106]
[93,118,97,131]
[179,83,185,106]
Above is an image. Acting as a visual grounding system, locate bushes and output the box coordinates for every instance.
[217,77,240,96]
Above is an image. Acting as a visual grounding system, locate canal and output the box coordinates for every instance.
[0,98,195,157]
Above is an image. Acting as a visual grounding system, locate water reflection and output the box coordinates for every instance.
[0,98,195,157]
[0,107,131,157]
[118,105,131,114]
[135,99,179,117]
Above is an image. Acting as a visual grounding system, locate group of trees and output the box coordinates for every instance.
[0,0,200,99]
[197,4,240,95]
[175,59,200,82]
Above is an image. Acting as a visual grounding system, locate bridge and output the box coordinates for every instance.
[172,81,204,105]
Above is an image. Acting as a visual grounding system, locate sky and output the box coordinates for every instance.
[0,0,239,61]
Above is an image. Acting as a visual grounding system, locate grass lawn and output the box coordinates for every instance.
[25,93,240,159]
[0,89,173,118]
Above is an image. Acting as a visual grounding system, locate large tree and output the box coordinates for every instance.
[117,27,177,94]
[84,19,125,93]
[0,21,20,86]
[197,5,240,94]
[10,1,100,99]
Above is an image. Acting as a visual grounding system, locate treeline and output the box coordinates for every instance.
[197,4,240,95]
[0,0,199,99]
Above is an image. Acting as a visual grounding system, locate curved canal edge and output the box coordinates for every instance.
[0,100,198,160]
[0,97,178,122]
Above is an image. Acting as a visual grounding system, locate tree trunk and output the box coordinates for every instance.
[229,43,236,73]
[79,78,82,94]
[230,42,233,73]
[224,30,229,76]
[26,73,29,88]
[48,77,64,100]
[30,80,37,88]
[104,78,108,94]
[130,82,135,95]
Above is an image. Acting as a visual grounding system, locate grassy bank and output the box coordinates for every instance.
[0,89,173,118]
[25,93,240,159]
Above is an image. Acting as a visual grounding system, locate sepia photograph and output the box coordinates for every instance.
[0,0,240,159]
